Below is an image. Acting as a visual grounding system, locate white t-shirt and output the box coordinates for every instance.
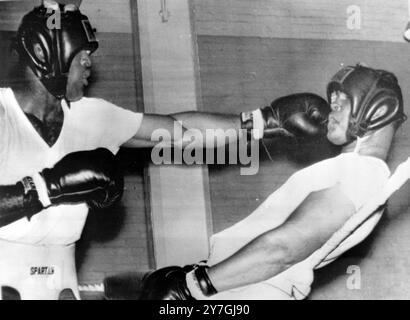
[207,152,391,299]
[0,88,143,245]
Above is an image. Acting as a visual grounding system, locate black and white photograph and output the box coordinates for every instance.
[0,0,410,306]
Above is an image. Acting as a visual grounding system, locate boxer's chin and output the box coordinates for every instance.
[327,135,348,146]
[65,84,85,102]
[326,129,346,145]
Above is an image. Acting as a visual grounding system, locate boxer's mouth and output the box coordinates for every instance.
[82,70,91,86]
[328,116,339,125]
[83,69,91,78]
[327,117,339,130]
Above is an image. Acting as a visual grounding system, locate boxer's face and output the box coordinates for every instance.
[66,50,92,102]
[327,91,351,145]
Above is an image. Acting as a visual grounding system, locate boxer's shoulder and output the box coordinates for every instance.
[0,88,10,108]
[0,88,7,119]
[338,152,390,177]
[306,152,389,174]
[70,96,122,114]
[71,96,109,107]
[69,96,142,124]
[0,87,10,94]
[336,153,390,210]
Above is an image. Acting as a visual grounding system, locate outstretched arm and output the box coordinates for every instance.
[171,112,244,147]
[123,113,243,149]
[123,112,243,149]
[123,93,330,149]
[122,114,190,148]
[137,184,356,300]
[207,185,355,292]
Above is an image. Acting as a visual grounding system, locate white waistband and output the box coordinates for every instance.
[0,240,80,300]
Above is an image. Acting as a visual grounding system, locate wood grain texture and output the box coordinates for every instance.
[193,0,409,43]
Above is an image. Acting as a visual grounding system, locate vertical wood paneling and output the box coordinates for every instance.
[137,0,212,268]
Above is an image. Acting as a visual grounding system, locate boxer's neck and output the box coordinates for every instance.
[12,67,62,122]
[342,124,396,161]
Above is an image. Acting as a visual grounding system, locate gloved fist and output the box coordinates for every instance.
[103,271,150,300]
[139,265,217,300]
[139,266,195,300]
[240,93,330,140]
[33,148,123,209]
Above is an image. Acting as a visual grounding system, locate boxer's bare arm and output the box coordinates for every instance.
[207,186,356,292]
[171,112,242,134]
[124,93,329,149]
[171,112,244,148]
[123,114,189,148]
[123,113,242,149]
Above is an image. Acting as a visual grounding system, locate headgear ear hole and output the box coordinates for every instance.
[327,65,406,139]
[14,4,99,98]
[370,104,388,122]
[33,43,46,63]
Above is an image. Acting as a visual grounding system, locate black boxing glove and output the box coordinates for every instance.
[0,148,123,227]
[240,93,329,140]
[103,271,150,300]
[139,265,217,300]
[34,148,123,210]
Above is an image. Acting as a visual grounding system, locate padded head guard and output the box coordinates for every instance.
[13,3,98,99]
[327,65,406,139]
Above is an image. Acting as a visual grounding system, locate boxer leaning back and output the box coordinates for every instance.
[128,65,407,300]
[0,2,329,299]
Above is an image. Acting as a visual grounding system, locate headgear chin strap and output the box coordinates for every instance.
[13,3,98,99]
[327,65,407,141]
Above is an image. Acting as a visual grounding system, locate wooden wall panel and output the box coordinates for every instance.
[87,33,139,110]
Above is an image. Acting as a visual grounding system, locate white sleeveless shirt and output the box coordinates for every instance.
[208,152,391,299]
[0,88,143,245]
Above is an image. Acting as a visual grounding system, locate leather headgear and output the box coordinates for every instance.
[327,65,406,140]
[13,3,98,99]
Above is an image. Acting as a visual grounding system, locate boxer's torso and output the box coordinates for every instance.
[0,87,142,245]
[0,87,142,299]
[208,152,390,299]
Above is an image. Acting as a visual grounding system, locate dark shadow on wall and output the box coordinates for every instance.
[76,202,127,269]
[205,135,340,172]
[76,147,152,273]
[260,134,340,165]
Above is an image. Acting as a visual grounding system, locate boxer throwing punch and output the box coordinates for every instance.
[137,65,406,300]
[0,2,329,299]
